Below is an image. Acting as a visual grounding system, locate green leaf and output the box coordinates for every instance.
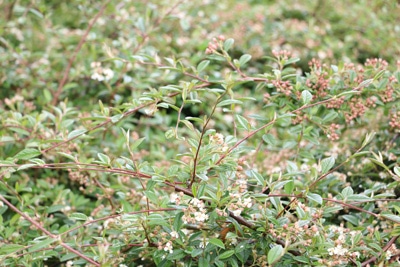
[29,158,45,165]
[346,194,372,202]
[28,238,56,252]
[165,128,175,139]
[301,90,312,104]
[217,99,243,107]
[268,245,284,265]
[250,170,265,186]
[320,156,335,173]
[381,213,400,223]
[236,115,249,130]
[69,213,88,221]
[223,38,234,51]
[284,180,294,194]
[0,244,25,254]
[341,186,354,198]
[262,134,277,146]
[17,164,36,171]
[60,253,78,262]
[394,166,400,177]
[131,137,146,150]
[97,153,110,164]
[67,129,87,139]
[343,214,359,225]
[197,60,210,72]
[307,193,323,205]
[209,238,225,249]
[14,149,41,160]
[322,111,338,123]
[239,54,252,66]
[283,57,300,66]
[218,250,235,260]
[57,152,76,161]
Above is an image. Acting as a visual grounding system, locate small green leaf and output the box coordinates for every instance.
[341,186,354,198]
[217,99,243,107]
[394,166,400,177]
[0,244,25,254]
[307,193,323,205]
[97,153,110,164]
[346,194,372,202]
[239,54,252,66]
[322,111,338,123]
[29,158,45,165]
[236,115,249,130]
[381,213,400,223]
[284,180,294,194]
[67,129,87,139]
[268,245,284,265]
[69,213,88,221]
[343,215,359,225]
[14,149,41,160]
[28,238,56,252]
[17,164,36,171]
[111,114,123,123]
[301,90,312,104]
[197,60,210,72]
[320,156,335,173]
[262,134,277,146]
[218,250,235,260]
[57,152,76,161]
[223,38,234,51]
[131,137,146,150]
[165,128,175,139]
[250,170,265,186]
[209,238,225,249]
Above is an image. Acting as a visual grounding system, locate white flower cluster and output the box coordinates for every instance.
[328,245,348,256]
[90,62,114,81]
[170,231,179,239]
[182,198,209,224]
[210,133,228,152]
[170,192,184,205]
[228,194,252,217]
[164,241,173,254]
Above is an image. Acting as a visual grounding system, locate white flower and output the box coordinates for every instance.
[170,231,179,238]
[119,264,128,267]
[91,61,101,68]
[91,72,104,81]
[103,68,114,81]
[199,241,208,248]
[194,211,208,222]
[66,261,74,267]
[328,245,348,256]
[164,241,173,254]
[243,198,252,208]
[170,193,178,203]
[232,209,242,216]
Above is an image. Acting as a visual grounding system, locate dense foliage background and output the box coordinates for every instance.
[0,0,399,266]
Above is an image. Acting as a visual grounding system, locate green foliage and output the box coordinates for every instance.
[1,1,400,266]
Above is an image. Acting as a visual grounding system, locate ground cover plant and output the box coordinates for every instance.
[0,0,400,266]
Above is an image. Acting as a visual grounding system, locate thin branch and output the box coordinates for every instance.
[189,93,226,187]
[0,194,100,266]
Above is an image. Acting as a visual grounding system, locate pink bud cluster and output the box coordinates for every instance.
[205,35,225,54]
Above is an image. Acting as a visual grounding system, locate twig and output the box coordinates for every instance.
[0,194,100,266]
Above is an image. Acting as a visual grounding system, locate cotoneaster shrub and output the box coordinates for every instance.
[0,1,400,267]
